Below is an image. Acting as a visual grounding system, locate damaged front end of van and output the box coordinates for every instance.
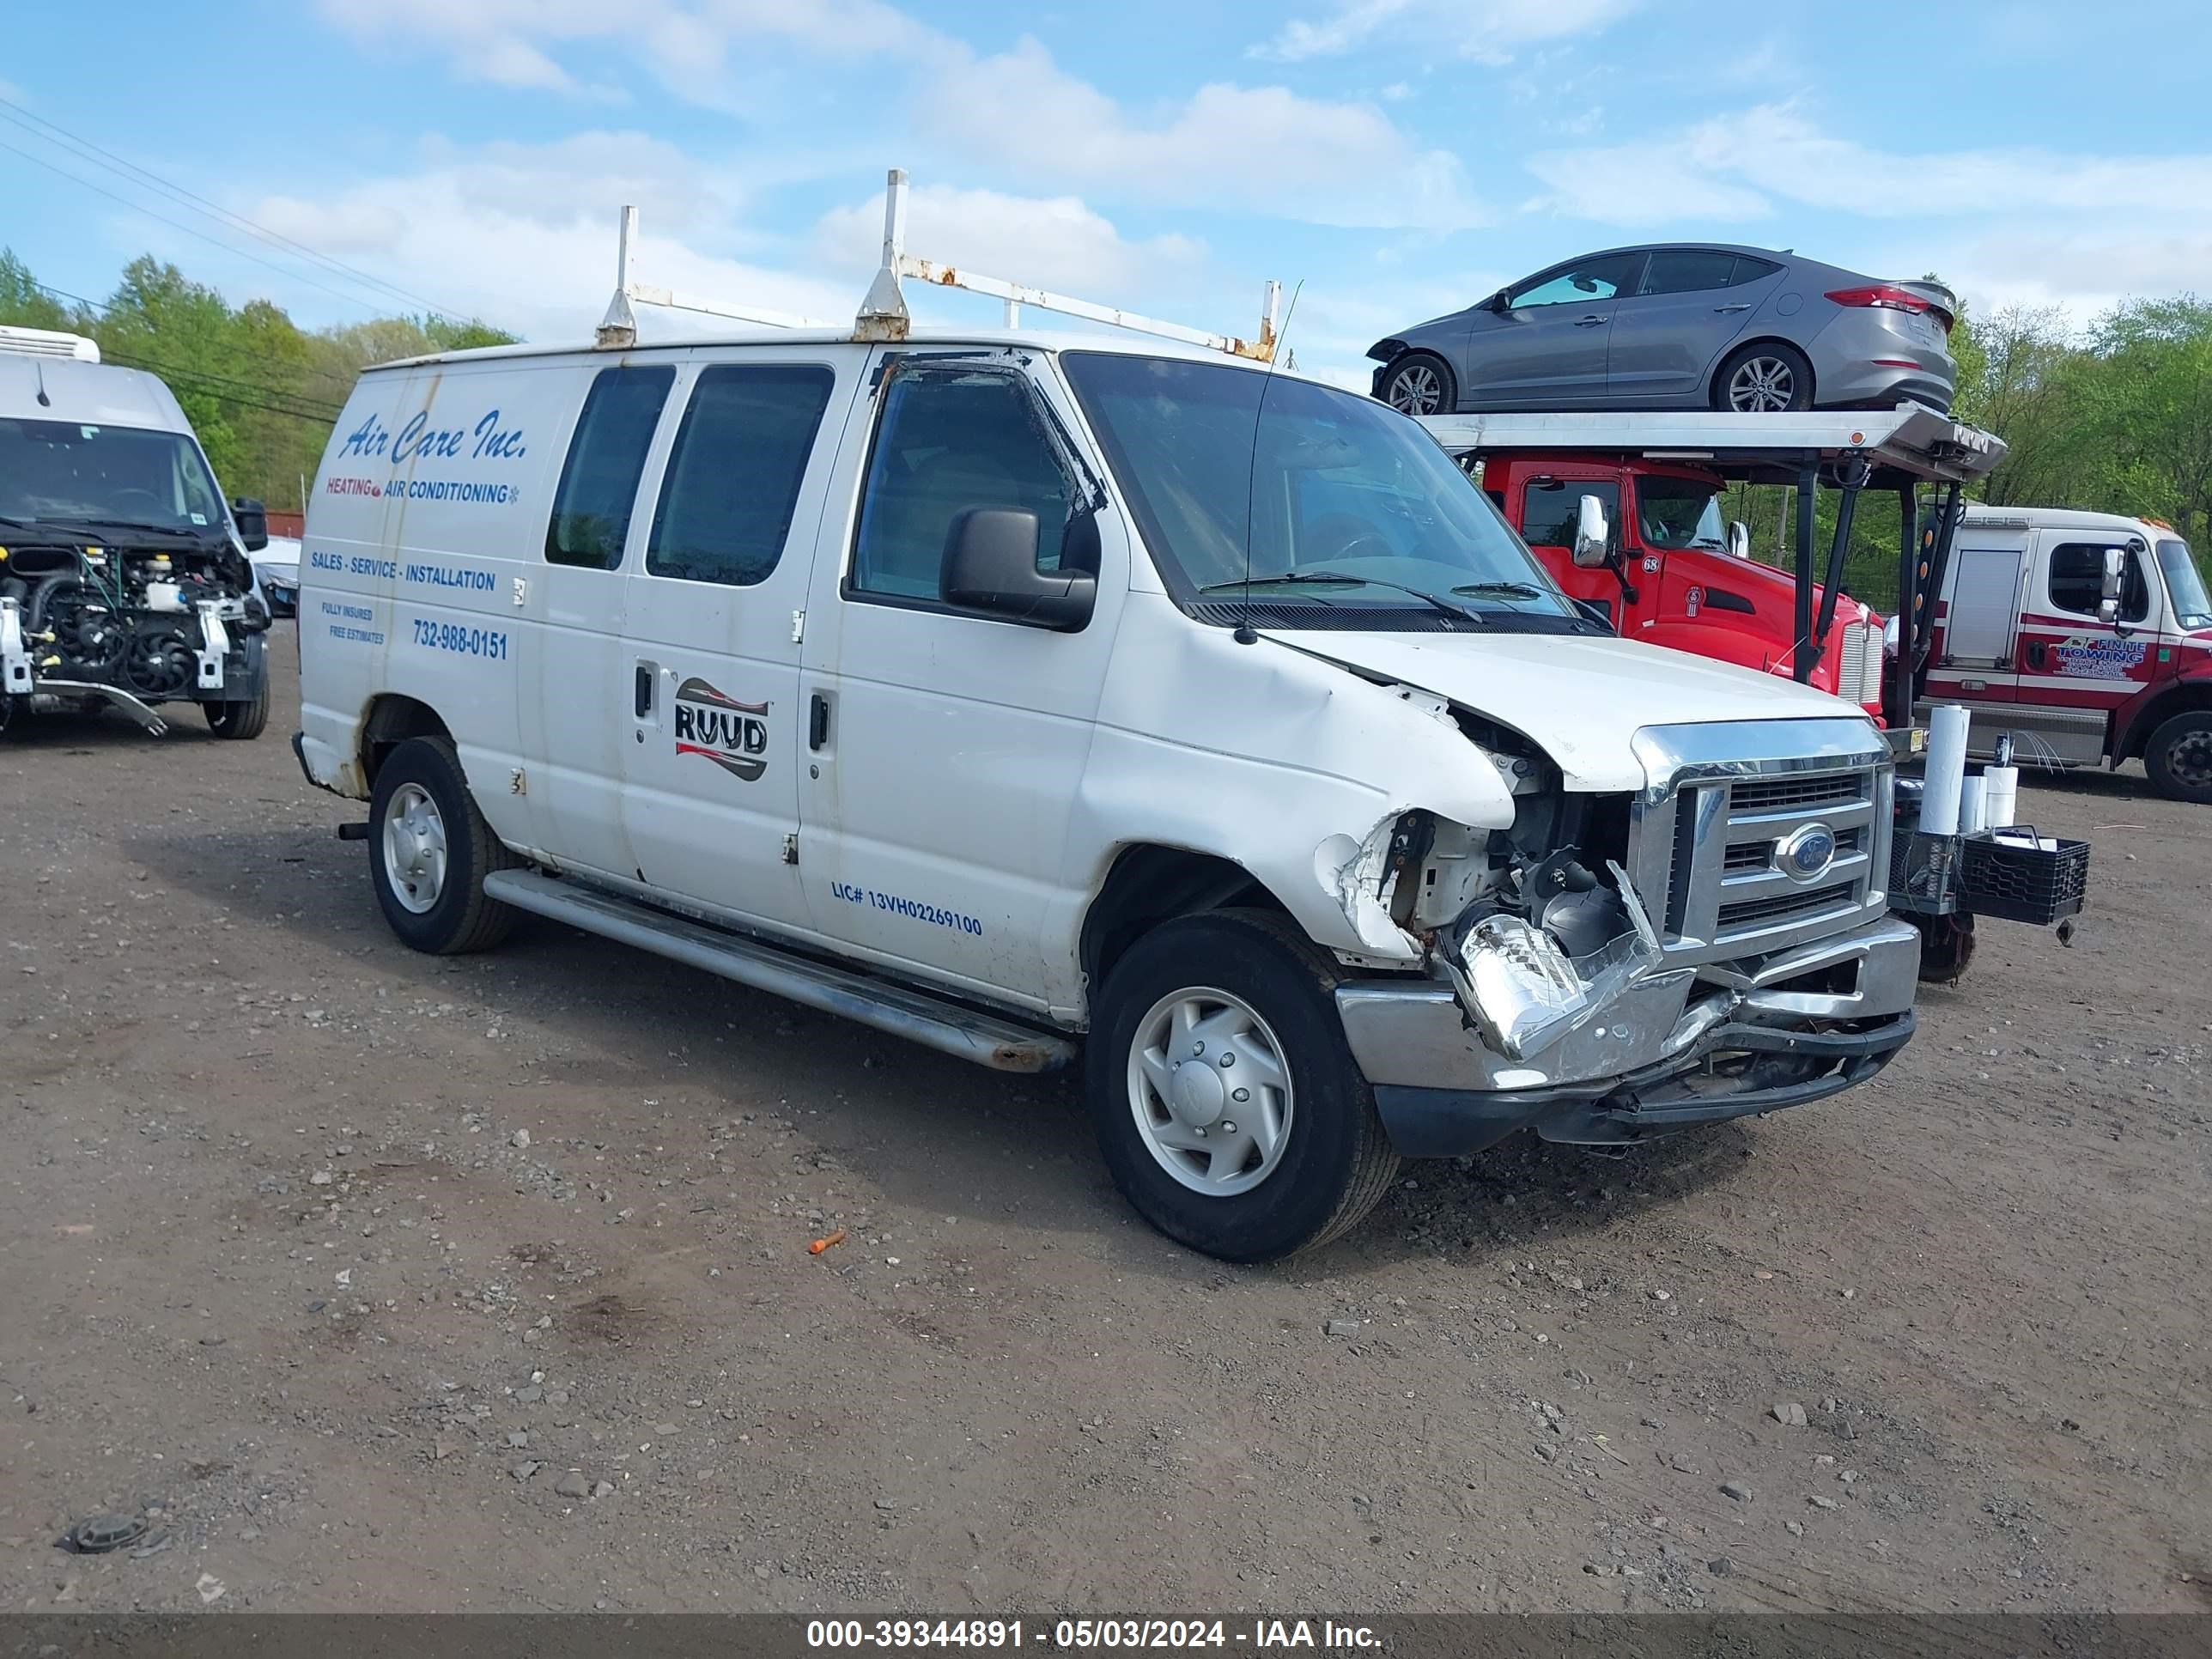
[1326,716,1923,1158]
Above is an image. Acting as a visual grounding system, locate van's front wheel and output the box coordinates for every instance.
[1087,910,1399,1261]
[368,735,518,954]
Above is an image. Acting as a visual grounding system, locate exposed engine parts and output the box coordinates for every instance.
[0,538,268,732]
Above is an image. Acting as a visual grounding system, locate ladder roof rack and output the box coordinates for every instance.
[596,167,1280,363]
[1413,405,2006,487]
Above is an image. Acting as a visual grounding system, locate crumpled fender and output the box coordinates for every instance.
[1077,607,1517,964]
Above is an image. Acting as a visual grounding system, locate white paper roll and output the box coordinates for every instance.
[1919,704,1971,837]
[1959,775,1987,835]
[1983,763,2019,830]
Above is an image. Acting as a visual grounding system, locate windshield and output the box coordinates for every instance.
[0,417,226,533]
[2156,538,2211,630]
[1637,475,1725,551]
[1060,352,1579,629]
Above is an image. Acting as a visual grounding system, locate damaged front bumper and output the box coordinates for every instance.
[1335,915,1920,1158]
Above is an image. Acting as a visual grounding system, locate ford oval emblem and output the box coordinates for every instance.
[1777,823,1838,884]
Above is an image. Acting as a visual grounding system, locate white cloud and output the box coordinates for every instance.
[246,133,857,339]
[1529,103,2212,226]
[313,0,945,101]
[814,184,1200,295]
[1253,0,1636,65]
[921,39,1483,231]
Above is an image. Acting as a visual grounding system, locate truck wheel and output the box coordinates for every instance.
[1086,909,1401,1262]
[1714,343,1814,412]
[204,676,270,740]
[1378,351,1456,416]
[368,736,518,954]
[1911,911,1976,982]
[2144,710,2212,804]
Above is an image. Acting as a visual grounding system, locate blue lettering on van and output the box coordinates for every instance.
[310,550,345,571]
[341,406,528,467]
[347,556,398,579]
[826,881,986,938]
[339,413,391,459]
[404,562,498,591]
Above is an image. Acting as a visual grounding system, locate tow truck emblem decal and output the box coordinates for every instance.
[1776,822,1838,884]
[672,678,769,781]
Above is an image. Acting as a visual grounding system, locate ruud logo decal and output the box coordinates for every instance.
[673,678,769,781]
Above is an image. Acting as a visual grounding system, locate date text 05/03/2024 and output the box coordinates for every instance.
[805,1619,1381,1650]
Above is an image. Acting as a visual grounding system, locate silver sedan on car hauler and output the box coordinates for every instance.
[1370,244,1956,417]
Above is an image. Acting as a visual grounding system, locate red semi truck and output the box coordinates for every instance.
[1412,407,2005,743]
[1412,406,2077,979]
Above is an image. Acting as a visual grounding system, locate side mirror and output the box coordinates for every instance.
[2100,546,2125,599]
[1488,290,1511,314]
[1571,493,1611,568]
[232,496,269,552]
[1726,520,1751,560]
[942,507,1096,631]
[2096,596,2121,626]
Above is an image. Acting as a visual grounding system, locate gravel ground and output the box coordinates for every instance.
[2,631,2206,1616]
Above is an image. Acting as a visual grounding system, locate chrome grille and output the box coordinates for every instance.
[1627,719,1893,967]
[1833,617,1885,705]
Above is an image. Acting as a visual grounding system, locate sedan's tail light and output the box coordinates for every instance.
[1826,285,1954,333]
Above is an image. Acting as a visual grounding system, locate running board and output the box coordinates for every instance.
[481,870,1074,1074]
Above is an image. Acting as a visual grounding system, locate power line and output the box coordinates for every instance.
[0,94,483,326]
[0,136,406,320]
[22,280,349,420]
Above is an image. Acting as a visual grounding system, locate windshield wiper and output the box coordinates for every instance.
[1449,580,1547,600]
[1200,570,1483,624]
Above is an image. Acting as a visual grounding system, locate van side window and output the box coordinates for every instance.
[2049,542,2148,623]
[1522,479,1620,548]
[647,364,836,587]
[545,366,674,568]
[851,372,1073,601]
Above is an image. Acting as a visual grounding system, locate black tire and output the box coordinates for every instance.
[204,675,270,740]
[1378,351,1457,416]
[1713,342,1814,412]
[368,735,518,954]
[2144,710,2212,804]
[1910,911,1976,983]
[1086,908,1401,1262]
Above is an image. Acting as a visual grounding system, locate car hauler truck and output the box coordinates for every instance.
[1413,407,2089,979]
[295,170,1921,1261]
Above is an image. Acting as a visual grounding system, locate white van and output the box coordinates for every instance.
[1922,503,2212,799]
[0,326,274,738]
[295,179,1918,1259]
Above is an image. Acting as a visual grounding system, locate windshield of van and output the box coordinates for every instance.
[1060,352,1583,631]
[1637,475,1725,550]
[2156,538,2210,630]
[0,417,226,536]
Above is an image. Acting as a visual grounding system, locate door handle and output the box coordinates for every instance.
[1713,303,1753,313]
[635,664,654,719]
[808,691,830,751]
[2027,641,2047,669]
[1574,313,1610,326]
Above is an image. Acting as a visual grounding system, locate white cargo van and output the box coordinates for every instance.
[0,325,275,738]
[295,174,1919,1259]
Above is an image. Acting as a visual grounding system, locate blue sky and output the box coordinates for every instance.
[4,0,2209,386]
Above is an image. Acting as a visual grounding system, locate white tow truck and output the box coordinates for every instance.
[294,170,1920,1261]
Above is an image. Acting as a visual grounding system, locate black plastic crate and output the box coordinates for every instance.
[1957,830,2090,926]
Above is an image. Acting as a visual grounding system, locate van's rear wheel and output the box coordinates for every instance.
[2144,710,2212,804]
[368,735,518,954]
[1087,909,1399,1261]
